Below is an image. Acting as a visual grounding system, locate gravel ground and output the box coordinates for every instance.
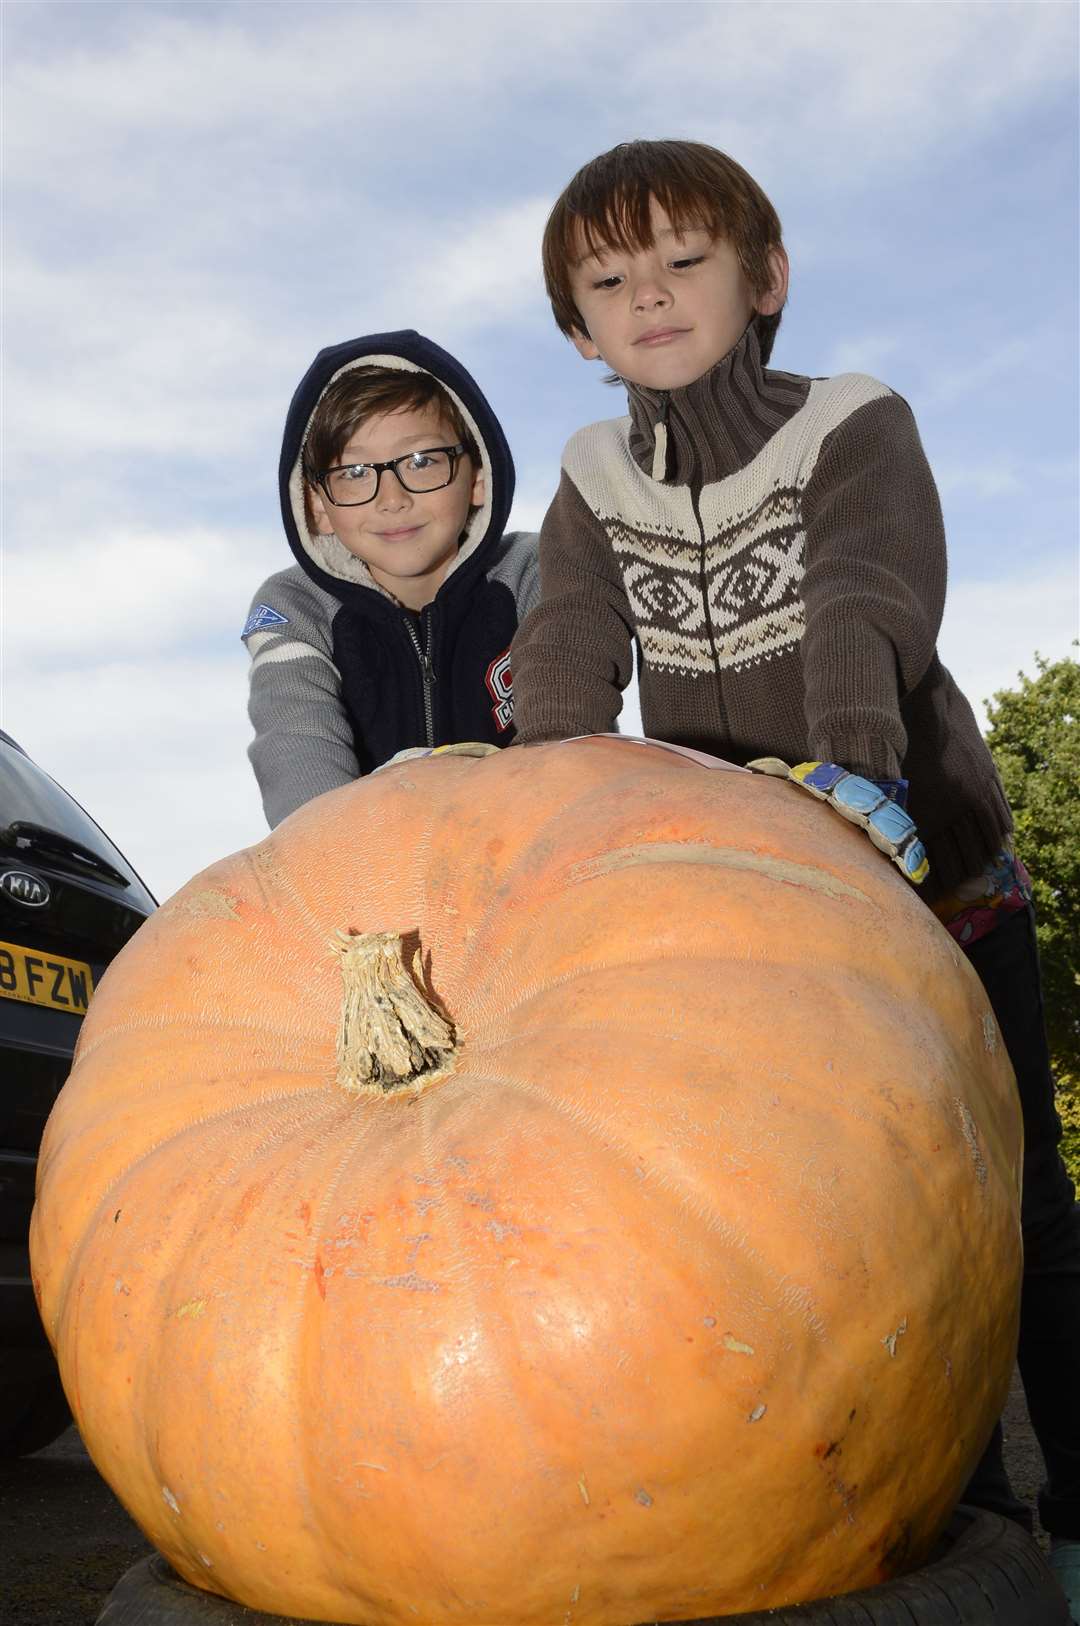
[0,1370,1048,1626]
[2,1422,151,1626]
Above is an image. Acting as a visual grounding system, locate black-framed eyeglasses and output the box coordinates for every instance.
[313,444,468,507]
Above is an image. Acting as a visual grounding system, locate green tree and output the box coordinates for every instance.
[984,648,1080,1182]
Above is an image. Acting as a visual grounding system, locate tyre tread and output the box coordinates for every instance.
[94,1508,1071,1626]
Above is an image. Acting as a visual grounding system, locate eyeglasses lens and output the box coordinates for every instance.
[325,450,454,506]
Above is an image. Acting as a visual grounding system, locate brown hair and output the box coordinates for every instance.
[303,366,477,486]
[542,139,785,363]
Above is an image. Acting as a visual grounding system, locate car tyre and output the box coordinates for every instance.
[94,1505,1069,1625]
[96,1550,326,1624]
[0,1356,71,1459]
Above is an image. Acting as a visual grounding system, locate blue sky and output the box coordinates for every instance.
[3,0,1078,899]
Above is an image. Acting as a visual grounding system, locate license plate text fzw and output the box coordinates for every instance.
[0,941,95,1013]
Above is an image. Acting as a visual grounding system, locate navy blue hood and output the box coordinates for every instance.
[278,330,516,606]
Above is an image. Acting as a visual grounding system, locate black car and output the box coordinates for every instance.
[0,729,155,1457]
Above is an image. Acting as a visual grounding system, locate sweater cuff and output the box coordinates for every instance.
[513,718,594,747]
[920,777,1014,902]
[809,732,902,782]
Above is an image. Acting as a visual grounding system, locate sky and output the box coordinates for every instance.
[3,0,1078,902]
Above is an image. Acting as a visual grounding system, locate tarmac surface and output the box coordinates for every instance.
[1,1370,1047,1626]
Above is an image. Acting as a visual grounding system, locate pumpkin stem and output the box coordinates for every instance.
[330,930,457,1094]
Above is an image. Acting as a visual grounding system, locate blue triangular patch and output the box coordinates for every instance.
[242,603,289,639]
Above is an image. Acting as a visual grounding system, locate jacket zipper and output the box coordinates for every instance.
[651,393,670,482]
[653,390,725,727]
[402,609,436,747]
[689,477,730,739]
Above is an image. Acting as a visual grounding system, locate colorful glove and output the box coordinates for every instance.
[747,758,929,886]
[374,742,499,775]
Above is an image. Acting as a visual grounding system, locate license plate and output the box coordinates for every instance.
[0,939,95,1014]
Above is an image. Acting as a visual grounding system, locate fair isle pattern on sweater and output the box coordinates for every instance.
[565,372,892,679]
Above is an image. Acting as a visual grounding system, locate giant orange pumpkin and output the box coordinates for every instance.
[30,738,1022,1625]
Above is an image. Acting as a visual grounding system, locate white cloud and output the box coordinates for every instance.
[7,4,1074,210]
[4,525,276,668]
[925,339,1035,407]
[825,334,902,376]
[397,198,551,336]
[5,653,265,904]
[5,8,498,156]
[940,562,1080,728]
[6,2,1074,489]
[3,521,276,899]
[934,461,1024,500]
[3,199,553,493]
[3,4,602,198]
[2,248,294,469]
[606,2,1077,183]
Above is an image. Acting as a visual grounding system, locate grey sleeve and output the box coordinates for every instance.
[486,529,542,618]
[242,570,360,829]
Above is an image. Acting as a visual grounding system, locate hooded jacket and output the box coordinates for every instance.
[243,331,538,828]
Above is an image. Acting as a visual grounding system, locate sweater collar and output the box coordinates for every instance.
[625,320,809,486]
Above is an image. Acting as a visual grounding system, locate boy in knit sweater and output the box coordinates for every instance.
[511,139,1080,1601]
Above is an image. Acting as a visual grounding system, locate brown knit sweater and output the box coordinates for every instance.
[511,322,1011,898]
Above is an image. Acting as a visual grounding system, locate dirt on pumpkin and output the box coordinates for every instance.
[0,1370,1048,1626]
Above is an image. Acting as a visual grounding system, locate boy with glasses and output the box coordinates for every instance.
[242,330,537,828]
[510,139,1080,1602]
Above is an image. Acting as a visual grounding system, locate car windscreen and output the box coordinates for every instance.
[0,736,156,912]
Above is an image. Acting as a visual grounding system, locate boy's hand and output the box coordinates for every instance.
[747,758,929,885]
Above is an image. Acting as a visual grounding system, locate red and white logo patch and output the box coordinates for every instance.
[485,647,514,732]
